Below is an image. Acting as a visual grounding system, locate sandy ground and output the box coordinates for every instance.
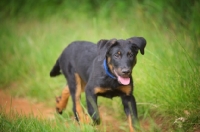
[0,89,131,131]
[0,90,55,119]
[1,89,199,132]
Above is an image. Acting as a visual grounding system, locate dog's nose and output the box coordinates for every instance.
[122,68,131,75]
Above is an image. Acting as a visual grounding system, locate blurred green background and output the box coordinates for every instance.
[0,0,200,131]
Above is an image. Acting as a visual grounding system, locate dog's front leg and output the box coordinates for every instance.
[121,95,139,132]
[85,87,100,125]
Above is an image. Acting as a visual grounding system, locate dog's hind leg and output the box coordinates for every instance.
[74,73,89,123]
[56,85,70,114]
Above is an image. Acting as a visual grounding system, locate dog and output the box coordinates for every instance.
[50,37,146,132]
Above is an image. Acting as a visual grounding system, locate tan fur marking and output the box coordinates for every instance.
[75,73,90,123]
[128,115,134,132]
[107,57,113,73]
[118,85,131,95]
[56,86,70,112]
[94,87,112,94]
[81,79,86,92]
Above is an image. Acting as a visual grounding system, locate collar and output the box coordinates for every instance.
[103,59,116,79]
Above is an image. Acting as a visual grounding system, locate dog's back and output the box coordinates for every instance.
[50,41,97,82]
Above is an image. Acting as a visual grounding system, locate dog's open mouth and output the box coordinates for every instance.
[114,70,130,85]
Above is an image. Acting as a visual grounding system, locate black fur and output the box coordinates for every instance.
[50,37,146,129]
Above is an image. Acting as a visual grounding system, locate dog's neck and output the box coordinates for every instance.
[103,59,116,79]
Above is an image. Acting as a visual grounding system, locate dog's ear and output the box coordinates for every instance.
[97,38,117,61]
[127,37,146,55]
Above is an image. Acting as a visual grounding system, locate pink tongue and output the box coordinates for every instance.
[117,76,130,85]
[114,70,130,85]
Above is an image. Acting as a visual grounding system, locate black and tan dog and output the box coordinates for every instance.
[50,37,146,131]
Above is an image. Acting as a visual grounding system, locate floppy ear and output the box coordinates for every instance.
[127,37,146,55]
[97,38,117,61]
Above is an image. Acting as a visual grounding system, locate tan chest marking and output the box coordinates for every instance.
[94,87,112,94]
[117,85,132,95]
[94,85,131,95]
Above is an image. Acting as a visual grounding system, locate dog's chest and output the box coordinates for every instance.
[94,84,132,98]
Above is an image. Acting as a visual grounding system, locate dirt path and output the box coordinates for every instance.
[0,90,128,131]
[0,89,55,119]
[0,89,151,131]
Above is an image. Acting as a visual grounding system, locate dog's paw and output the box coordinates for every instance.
[56,107,63,114]
[55,96,63,114]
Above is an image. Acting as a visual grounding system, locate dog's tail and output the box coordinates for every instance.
[50,59,61,77]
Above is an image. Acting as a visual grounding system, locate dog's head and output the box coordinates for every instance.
[97,37,146,85]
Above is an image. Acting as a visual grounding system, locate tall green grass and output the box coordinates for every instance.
[0,108,98,132]
[0,0,199,131]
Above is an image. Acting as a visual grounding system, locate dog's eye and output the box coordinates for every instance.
[114,53,120,58]
[128,52,133,58]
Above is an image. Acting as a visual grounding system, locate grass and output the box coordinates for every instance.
[0,0,200,131]
[0,107,98,132]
